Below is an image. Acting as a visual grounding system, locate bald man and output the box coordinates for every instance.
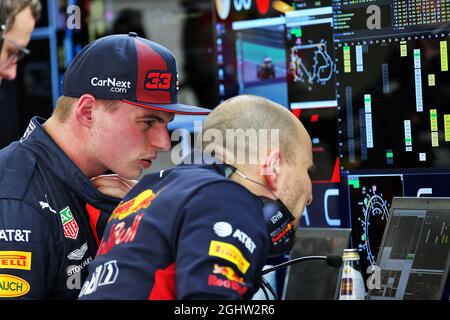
[79,95,314,300]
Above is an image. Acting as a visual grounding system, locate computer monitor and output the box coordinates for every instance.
[213,1,343,228]
[282,227,351,300]
[367,197,450,300]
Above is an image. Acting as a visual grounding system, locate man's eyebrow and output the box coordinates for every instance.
[139,114,174,123]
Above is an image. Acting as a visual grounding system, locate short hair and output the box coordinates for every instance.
[53,96,119,123]
[200,95,304,166]
[3,0,41,31]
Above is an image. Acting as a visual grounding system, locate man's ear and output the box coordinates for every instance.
[261,149,281,192]
[74,94,96,128]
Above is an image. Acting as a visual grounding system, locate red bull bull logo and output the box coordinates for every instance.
[213,264,244,284]
[109,190,155,221]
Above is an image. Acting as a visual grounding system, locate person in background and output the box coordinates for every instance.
[112,8,148,39]
[0,32,209,299]
[79,94,313,300]
[0,0,41,84]
[0,0,41,148]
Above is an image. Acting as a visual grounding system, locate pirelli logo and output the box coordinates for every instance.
[0,251,32,271]
[208,240,250,274]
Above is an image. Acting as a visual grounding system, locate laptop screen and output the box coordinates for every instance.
[367,197,450,300]
[282,227,351,300]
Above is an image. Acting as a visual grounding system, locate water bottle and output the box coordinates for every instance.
[339,249,366,300]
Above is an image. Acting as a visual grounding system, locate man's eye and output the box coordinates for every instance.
[144,120,155,128]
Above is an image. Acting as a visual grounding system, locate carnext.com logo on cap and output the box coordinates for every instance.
[90,77,131,93]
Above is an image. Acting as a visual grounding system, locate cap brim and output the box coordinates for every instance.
[122,99,211,115]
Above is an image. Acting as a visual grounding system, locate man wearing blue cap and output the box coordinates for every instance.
[0,32,209,299]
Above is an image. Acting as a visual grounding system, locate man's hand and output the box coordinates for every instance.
[91,174,138,199]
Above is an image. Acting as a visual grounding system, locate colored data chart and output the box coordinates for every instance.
[348,175,404,276]
[358,187,391,269]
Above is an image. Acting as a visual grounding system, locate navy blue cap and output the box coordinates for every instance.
[62,33,210,115]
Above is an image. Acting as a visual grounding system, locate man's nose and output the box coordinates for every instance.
[150,125,172,151]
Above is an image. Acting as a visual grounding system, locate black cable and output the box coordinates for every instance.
[259,280,270,300]
[261,256,327,275]
[260,276,278,300]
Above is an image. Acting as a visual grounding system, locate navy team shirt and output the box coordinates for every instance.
[79,155,270,299]
[0,117,120,299]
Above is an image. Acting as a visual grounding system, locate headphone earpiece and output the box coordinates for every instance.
[273,166,279,176]
[222,163,296,256]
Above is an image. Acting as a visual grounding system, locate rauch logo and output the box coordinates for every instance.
[0,274,30,298]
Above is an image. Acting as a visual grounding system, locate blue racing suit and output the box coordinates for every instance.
[0,117,120,299]
[79,154,270,299]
